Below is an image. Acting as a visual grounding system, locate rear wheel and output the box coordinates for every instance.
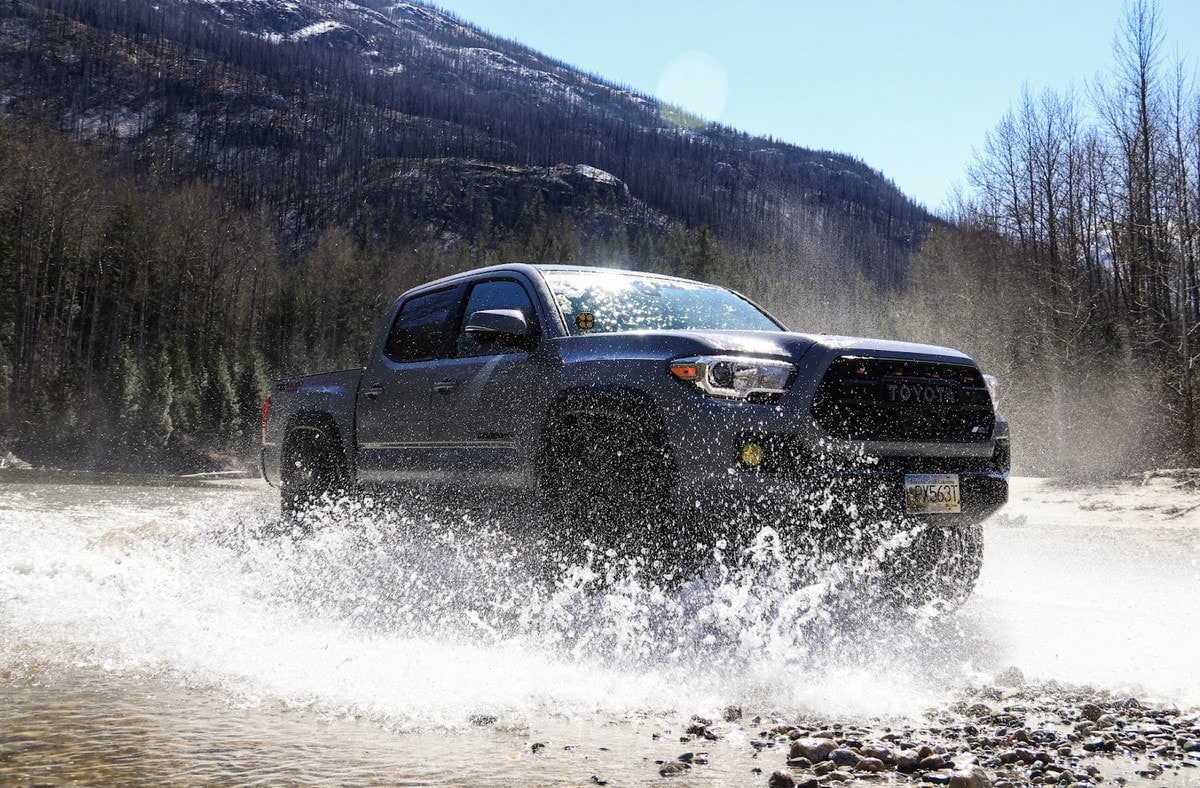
[280,428,347,517]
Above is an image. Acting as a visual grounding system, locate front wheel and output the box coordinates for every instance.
[538,402,688,577]
[876,521,984,612]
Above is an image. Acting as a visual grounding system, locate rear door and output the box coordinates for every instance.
[355,284,462,483]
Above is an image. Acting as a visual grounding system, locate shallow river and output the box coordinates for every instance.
[1,472,1198,785]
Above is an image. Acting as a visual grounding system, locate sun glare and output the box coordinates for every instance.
[656,50,728,126]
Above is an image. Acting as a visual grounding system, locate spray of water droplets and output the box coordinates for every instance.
[1,482,1000,730]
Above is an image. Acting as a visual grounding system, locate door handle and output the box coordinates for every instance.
[433,378,459,394]
[363,383,384,399]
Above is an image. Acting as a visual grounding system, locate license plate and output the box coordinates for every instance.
[904,473,961,513]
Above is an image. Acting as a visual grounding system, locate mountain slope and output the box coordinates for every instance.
[0,0,934,286]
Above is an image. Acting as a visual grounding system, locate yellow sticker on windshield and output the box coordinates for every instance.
[575,312,595,331]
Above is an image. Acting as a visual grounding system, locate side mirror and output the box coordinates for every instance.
[464,309,531,339]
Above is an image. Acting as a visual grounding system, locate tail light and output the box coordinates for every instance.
[261,396,272,445]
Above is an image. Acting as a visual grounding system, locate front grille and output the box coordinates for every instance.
[811,356,995,443]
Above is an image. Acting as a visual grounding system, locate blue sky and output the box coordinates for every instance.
[427,0,1199,213]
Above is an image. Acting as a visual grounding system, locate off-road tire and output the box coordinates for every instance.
[538,399,683,570]
[280,428,346,517]
[879,521,984,612]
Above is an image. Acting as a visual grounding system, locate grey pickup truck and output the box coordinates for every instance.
[261,264,1008,603]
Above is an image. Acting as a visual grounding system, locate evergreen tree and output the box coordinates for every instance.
[201,348,239,450]
[138,346,174,450]
[235,350,270,455]
[168,340,202,446]
[113,344,143,431]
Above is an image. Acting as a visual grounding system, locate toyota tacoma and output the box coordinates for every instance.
[260,264,1009,604]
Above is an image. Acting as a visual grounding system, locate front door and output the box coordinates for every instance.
[428,277,553,486]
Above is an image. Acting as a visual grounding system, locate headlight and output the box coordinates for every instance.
[669,355,794,399]
[982,373,1001,409]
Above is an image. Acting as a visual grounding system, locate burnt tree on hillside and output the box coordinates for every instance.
[1,0,932,287]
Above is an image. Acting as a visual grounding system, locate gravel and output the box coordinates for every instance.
[653,670,1200,786]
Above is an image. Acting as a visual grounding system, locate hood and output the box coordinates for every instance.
[559,329,978,368]
[641,330,976,365]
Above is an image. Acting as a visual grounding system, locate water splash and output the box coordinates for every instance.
[196,492,993,722]
[2,481,991,730]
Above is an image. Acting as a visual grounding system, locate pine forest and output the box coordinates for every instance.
[0,0,1197,477]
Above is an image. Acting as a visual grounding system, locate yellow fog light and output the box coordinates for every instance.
[740,441,766,468]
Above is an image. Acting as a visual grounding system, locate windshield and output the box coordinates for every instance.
[542,270,783,335]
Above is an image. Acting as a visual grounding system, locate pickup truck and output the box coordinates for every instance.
[261,264,1008,605]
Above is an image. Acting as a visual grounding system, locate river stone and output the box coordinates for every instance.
[856,757,886,772]
[948,766,994,788]
[1012,748,1036,764]
[966,703,993,719]
[860,744,895,763]
[896,750,922,773]
[919,753,949,770]
[767,771,795,788]
[829,748,859,767]
[1083,737,1116,752]
[658,760,690,776]
[790,737,837,763]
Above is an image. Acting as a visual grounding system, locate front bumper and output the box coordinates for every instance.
[661,389,1009,528]
[675,462,1008,528]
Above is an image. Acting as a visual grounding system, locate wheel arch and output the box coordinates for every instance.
[541,384,669,433]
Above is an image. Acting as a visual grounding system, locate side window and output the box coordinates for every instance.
[384,287,458,362]
[456,279,537,357]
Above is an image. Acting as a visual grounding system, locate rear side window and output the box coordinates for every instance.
[384,287,458,362]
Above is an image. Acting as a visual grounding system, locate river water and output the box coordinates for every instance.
[2,472,1198,784]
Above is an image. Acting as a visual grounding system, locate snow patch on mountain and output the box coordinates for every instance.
[290,20,346,40]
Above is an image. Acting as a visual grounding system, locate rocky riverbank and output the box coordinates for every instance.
[642,671,1199,786]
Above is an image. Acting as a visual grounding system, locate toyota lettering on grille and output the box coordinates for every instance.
[886,381,957,404]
